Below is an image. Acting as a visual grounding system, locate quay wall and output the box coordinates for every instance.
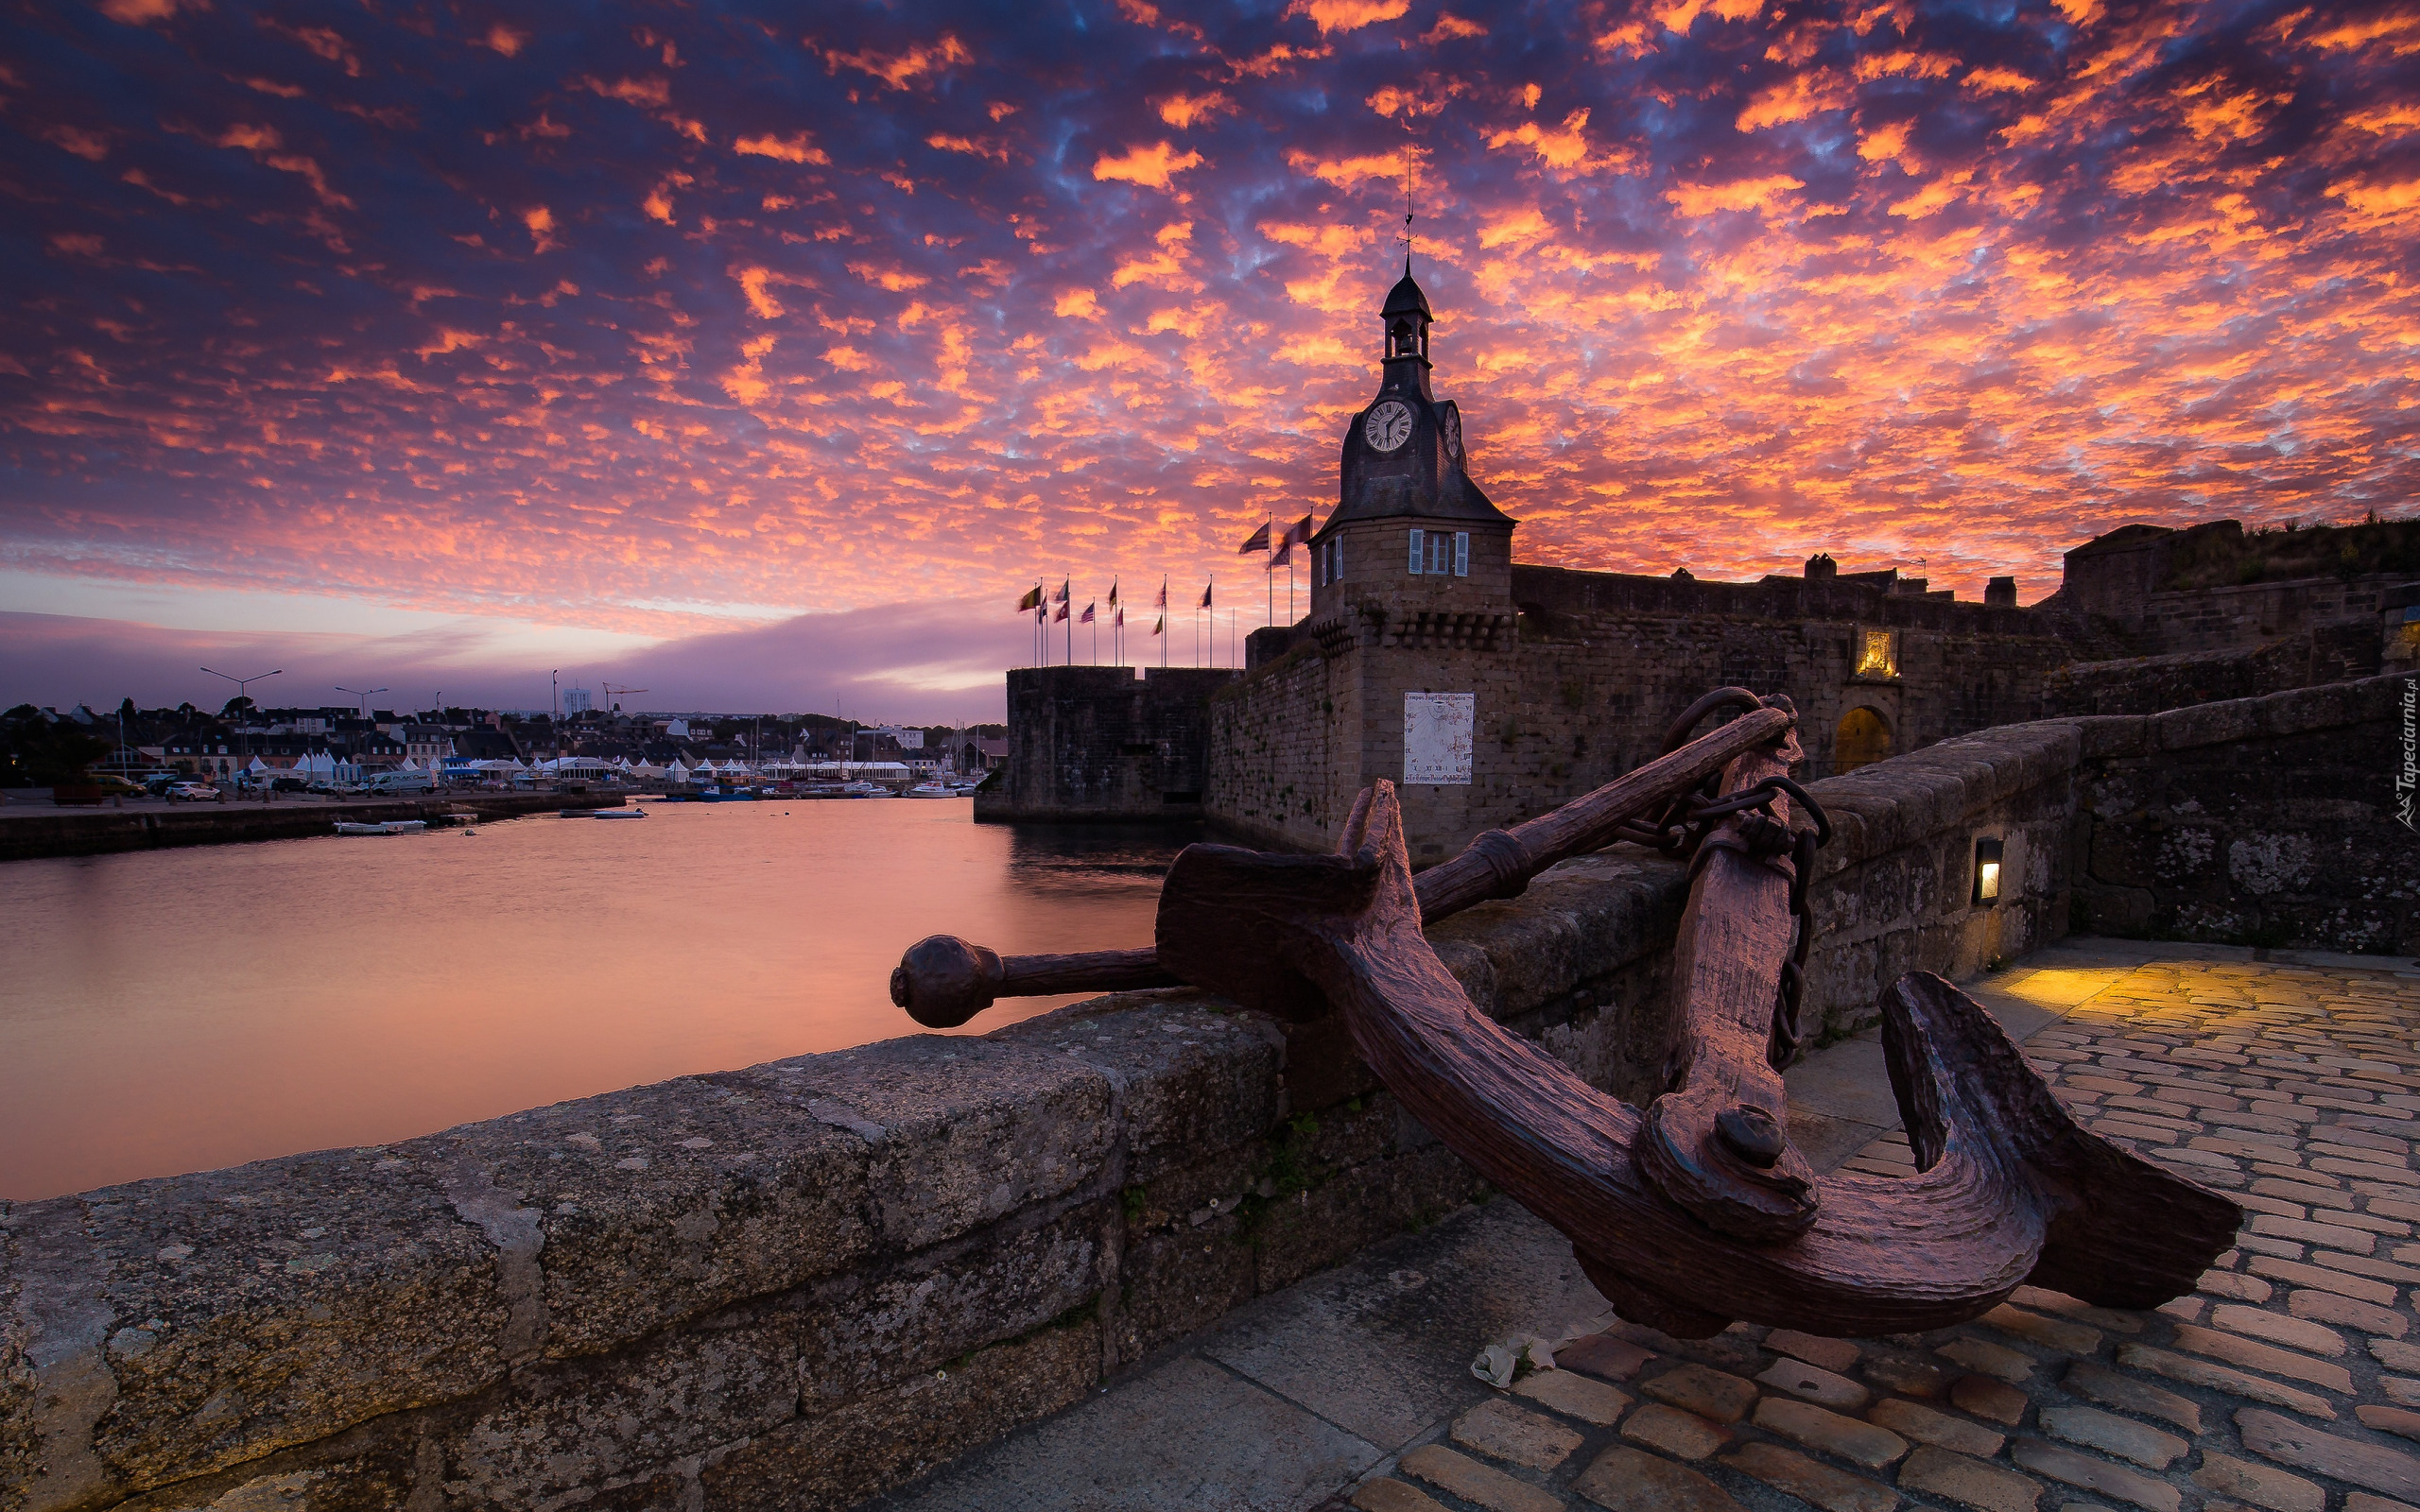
[974,666,1238,823]
[0,793,603,864]
[2,678,2408,1511]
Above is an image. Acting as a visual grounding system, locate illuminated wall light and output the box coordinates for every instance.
[1973,837,2004,908]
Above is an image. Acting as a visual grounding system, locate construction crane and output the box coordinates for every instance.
[601,684,648,713]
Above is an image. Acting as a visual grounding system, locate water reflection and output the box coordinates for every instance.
[0,802,1185,1200]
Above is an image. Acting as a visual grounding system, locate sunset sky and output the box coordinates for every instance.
[3,0,2415,718]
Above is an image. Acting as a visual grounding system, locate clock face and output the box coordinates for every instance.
[1362,400,1414,452]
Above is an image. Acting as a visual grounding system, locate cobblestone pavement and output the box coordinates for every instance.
[1351,942,2420,1512]
[875,939,2420,1512]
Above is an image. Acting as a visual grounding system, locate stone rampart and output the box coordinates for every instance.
[974,665,1238,823]
[2073,674,2418,954]
[4,677,2407,1511]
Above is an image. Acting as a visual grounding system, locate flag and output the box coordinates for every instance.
[1054,601,1069,622]
[1270,513,1314,568]
[1080,602,1096,624]
[1238,522,1270,554]
[1115,606,1125,627]
[1200,583,1213,609]
[1054,580,1070,604]
[1151,616,1164,635]
[1156,581,1167,608]
[1016,585,1042,611]
[1108,580,1119,607]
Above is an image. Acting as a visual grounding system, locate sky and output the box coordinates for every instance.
[3,0,2415,719]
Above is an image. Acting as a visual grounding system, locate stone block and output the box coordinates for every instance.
[1403,1443,1564,1512]
[1355,1479,1448,1512]
[1575,1443,1744,1512]
[1512,1368,1631,1425]
[2152,697,2260,751]
[1899,1444,2041,1512]
[1453,1398,1583,1469]
[2238,1408,2420,1502]
[2195,1451,2326,1512]
[1754,1396,1910,1468]
[1559,1332,1656,1383]
[1759,1357,1871,1411]
[1643,1362,1760,1423]
[26,1149,517,1500]
[2009,1438,2181,1511]
[436,1300,800,1505]
[2037,1405,2187,1469]
[2062,1361,2201,1434]
[990,998,1284,1183]
[2167,1323,2354,1393]
[1763,1329,1860,1373]
[1725,1440,1899,1512]
[1949,1373,2031,1425]
[2074,716,2150,762]
[1869,1397,2005,1457]
[699,1317,1099,1511]
[1621,1401,1732,1459]
[793,1200,1109,1410]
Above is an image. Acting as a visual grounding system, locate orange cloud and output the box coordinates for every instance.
[1156,92,1234,129]
[1283,0,1410,33]
[825,35,974,89]
[1665,173,1804,215]
[1093,141,1204,190]
[735,132,830,165]
[1735,72,1851,130]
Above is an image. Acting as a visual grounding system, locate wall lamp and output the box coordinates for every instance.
[1973,837,2004,907]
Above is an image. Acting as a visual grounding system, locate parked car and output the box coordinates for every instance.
[165,782,223,803]
[269,776,309,793]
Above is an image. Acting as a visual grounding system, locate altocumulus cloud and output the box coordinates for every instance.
[2,0,2416,713]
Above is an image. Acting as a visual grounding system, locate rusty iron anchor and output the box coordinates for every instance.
[895,695,2240,1335]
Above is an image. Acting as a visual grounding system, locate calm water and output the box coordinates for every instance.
[0,801,1186,1200]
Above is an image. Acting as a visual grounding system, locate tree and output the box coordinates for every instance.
[0,710,112,786]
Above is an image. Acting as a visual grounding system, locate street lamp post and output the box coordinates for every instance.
[199,666,281,799]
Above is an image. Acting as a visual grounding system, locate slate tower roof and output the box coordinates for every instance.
[1318,269,1514,537]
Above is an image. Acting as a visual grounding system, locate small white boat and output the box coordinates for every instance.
[335,819,426,836]
[906,782,959,799]
[594,807,647,819]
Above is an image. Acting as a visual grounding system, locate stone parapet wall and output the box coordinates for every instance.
[2043,625,2383,718]
[2126,574,2410,658]
[2074,674,2418,954]
[5,678,2407,1510]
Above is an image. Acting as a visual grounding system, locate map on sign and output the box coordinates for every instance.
[1403,693,1475,785]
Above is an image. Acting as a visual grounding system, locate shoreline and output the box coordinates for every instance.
[0,790,624,863]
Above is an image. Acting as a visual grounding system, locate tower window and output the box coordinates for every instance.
[1409,529,1468,576]
[1322,536,1343,586]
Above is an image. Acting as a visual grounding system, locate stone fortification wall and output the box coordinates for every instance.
[1208,566,2083,858]
[2074,674,2417,954]
[4,678,2404,1511]
[974,665,1237,822]
[2042,621,2384,717]
[2125,575,2409,660]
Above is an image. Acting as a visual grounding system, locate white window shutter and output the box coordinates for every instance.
[1333,538,1344,581]
[1454,532,1470,576]
[1408,528,1424,575]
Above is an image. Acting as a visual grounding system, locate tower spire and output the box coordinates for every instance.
[1402,207,1414,274]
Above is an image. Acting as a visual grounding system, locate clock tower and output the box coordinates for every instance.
[1307,266,1516,625]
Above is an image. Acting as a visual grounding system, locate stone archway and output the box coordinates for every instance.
[1834,706,1893,775]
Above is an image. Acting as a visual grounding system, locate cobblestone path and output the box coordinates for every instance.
[1352,954,2420,1512]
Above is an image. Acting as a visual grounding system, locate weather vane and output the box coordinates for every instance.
[1402,206,1415,272]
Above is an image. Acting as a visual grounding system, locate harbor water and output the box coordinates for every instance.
[0,800,1185,1200]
